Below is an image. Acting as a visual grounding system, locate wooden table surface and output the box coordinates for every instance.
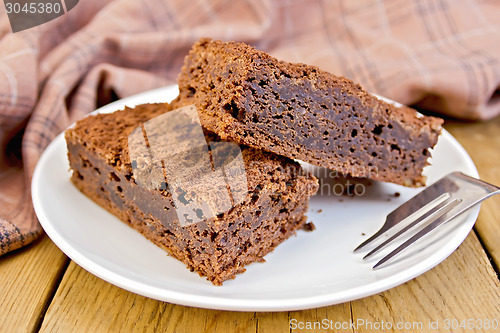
[1,117,499,333]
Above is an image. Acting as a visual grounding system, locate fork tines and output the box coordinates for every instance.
[354,172,500,269]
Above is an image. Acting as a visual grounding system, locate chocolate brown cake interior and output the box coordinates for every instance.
[65,103,318,285]
[174,38,443,187]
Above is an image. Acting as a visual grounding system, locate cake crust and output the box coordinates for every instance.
[174,38,443,187]
[65,103,318,285]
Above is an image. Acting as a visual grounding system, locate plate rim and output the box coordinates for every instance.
[32,85,480,311]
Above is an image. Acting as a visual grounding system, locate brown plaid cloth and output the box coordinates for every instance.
[1,0,500,256]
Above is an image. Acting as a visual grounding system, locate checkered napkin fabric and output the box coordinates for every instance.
[1,0,500,256]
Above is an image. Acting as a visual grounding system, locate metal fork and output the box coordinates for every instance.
[354,172,500,269]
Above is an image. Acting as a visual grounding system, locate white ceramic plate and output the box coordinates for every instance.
[32,85,479,311]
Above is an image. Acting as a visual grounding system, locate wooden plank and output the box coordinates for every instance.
[0,234,68,333]
[289,303,352,332]
[444,117,500,270]
[38,261,260,333]
[35,118,500,332]
[255,311,291,333]
[39,232,499,332]
[352,232,500,333]
[38,261,351,332]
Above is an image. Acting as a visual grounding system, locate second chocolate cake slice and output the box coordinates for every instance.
[175,38,443,187]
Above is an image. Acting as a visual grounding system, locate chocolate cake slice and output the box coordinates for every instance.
[174,38,443,187]
[65,103,318,285]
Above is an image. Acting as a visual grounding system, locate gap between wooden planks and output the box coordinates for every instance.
[35,231,500,333]
[1,117,499,332]
[0,235,69,333]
